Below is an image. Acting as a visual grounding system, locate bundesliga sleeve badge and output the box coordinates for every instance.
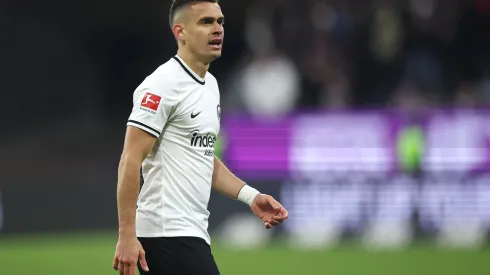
[141,92,162,111]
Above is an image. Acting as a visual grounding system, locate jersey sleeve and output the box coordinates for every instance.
[127,77,177,138]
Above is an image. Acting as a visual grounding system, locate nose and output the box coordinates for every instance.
[213,23,223,35]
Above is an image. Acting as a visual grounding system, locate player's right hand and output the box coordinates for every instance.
[113,237,149,275]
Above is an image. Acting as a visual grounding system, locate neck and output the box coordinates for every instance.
[176,49,209,79]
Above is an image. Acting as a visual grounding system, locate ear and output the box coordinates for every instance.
[172,24,185,42]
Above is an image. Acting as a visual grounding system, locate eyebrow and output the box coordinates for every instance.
[198,16,225,23]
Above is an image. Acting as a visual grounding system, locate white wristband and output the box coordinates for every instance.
[237,185,260,206]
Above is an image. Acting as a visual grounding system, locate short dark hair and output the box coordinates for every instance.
[169,0,219,28]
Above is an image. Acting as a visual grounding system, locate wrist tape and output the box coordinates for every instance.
[237,185,260,206]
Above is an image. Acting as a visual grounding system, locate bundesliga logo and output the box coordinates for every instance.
[140,92,161,114]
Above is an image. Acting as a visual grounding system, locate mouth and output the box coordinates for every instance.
[208,38,223,50]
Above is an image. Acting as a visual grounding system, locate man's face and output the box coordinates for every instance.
[181,2,225,62]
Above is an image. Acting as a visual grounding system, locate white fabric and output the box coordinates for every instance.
[127,56,221,245]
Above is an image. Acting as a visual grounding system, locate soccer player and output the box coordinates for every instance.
[112,1,289,275]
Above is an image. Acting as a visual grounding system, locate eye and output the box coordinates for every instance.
[217,18,225,26]
[202,18,214,25]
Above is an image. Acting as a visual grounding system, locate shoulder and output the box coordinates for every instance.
[205,71,218,84]
[144,61,181,90]
[134,60,187,99]
[205,72,220,91]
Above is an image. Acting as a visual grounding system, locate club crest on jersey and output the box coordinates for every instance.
[217,104,221,122]
[140,92,161,112]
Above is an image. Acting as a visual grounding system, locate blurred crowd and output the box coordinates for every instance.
[224,0,490,118]
[2,0,490,133]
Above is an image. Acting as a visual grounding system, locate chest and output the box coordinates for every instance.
[171,85,221,135]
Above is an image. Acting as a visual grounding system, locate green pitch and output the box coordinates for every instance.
[0,232,488,275]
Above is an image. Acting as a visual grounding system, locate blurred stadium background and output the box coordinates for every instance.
[1,0,490,274]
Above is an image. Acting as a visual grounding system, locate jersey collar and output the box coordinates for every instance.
[173,55,206,85]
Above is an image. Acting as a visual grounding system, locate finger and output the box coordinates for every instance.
[271,218,283,224]
[280,208,289,219]
[130,262,136,275]
[265,221,271,229]
[119,263,124,275]
[269,219,279,226]
[124,263,130,275]
[139,250,149,272]
[113,256,119,270]
[273,214,287,222]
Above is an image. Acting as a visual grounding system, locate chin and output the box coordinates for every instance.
[210,51,222,59]
[204,52,222,63]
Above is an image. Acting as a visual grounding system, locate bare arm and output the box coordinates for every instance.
[117,126,157,238]
[212,156,246,199]
[212,156,288,229]
[212,156,260,205]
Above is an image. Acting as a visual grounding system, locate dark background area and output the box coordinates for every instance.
[2,0,489,127]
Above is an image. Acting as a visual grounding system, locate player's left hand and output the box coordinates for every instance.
[250,194,288,229]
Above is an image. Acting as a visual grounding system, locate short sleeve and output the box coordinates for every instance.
[127,77,176,138]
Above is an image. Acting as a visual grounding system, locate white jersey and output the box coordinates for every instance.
[127,55,221,245]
